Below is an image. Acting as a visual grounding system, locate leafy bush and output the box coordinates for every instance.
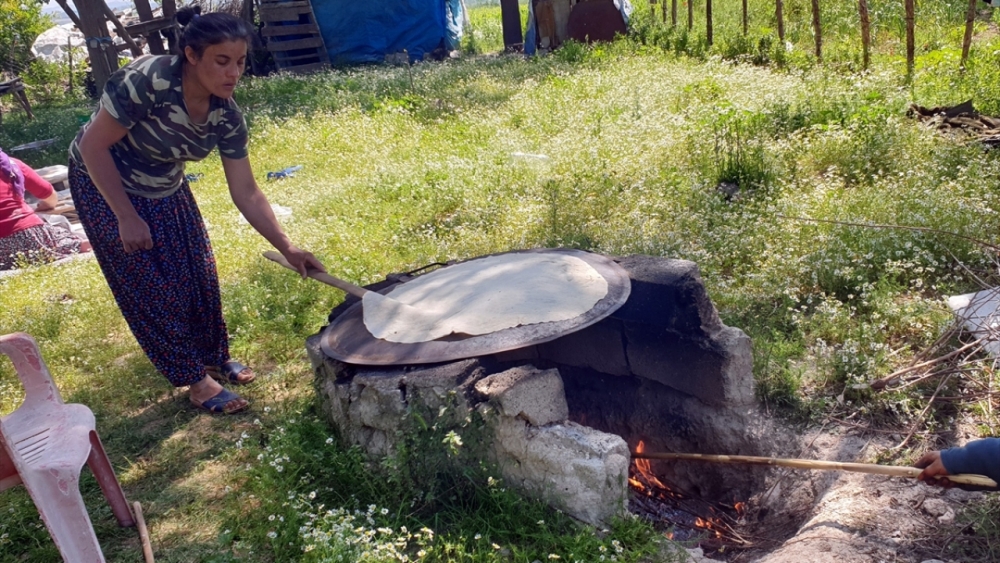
[0,0,50,76]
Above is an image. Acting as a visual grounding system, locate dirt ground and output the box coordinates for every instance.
[723,429,987,563]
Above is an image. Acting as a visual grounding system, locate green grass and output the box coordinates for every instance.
[6,1,1000,561]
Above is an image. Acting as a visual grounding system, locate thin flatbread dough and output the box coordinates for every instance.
[363,253,609,343]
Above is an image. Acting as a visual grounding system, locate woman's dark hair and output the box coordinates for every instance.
[175,5,255,58]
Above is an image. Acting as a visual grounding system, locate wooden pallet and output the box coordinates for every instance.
[259,0,329,73]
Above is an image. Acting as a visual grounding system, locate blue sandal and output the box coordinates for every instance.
[192,388,248,414]
[206,361,256,385]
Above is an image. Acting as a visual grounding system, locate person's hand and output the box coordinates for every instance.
[117,214,153,253]
[915,451,953,488]
[281,245,325,278]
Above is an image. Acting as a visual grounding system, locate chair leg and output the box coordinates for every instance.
[87,431,135,528]
[24,465,106,563]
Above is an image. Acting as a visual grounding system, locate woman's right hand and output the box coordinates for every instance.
[118,214,153,253]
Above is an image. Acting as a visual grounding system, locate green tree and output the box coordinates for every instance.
[0,0,51,75]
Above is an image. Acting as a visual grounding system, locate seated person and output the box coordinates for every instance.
[0,148,90,270]
[915,438,1000,487]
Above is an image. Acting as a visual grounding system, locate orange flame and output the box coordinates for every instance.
[633,441,670,490]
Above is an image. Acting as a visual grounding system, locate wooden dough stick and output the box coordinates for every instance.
[263,250,369,298]
[262,251,454,341]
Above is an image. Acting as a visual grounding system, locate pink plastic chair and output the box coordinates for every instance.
[0,332,135,562]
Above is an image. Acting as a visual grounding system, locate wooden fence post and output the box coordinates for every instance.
[707,0,713,45]
[688,0,693,31]
[905,0,915,76]
[858,0,870,70]
[961,0,977,70]
[671,0,677,26]
[742,0,748,35]
[776,0,785,42]
[811,0,822,62]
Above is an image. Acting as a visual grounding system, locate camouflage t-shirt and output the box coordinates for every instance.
[69,55,249,199]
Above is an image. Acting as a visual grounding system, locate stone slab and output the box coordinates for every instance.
[475,366,568,427]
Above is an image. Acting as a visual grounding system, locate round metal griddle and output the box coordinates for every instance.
[320,248,631,365]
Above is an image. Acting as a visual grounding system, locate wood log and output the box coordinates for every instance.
[51,0,84,31]
[101,4,143,57]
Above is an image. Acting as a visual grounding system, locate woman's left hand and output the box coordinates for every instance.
[281,245,326,278]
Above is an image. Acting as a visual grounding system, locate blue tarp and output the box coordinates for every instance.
[310,0,463,64]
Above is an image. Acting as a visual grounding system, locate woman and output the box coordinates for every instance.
[69,6,324,414]
[0,149,90,270]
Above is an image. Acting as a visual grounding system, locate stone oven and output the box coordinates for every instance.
[306,254,776,528]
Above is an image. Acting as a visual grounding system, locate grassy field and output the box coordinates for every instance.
[5,1,1000,561]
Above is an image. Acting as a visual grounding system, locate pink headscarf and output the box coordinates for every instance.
[0,148,25,200]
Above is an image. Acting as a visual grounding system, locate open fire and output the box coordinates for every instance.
[628,441,749,550]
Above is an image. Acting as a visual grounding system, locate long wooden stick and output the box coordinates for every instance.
[133,501,155,563]
[633,451,998,488]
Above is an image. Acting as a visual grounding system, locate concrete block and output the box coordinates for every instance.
[612,255,722,334]
[537,317,630,376]
[475,366,569,426]
[489,415,629,526]
[624,323,753,406]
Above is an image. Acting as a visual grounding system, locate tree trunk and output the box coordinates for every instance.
[811,0,822,62]
[905,0,915,76]
[706,0,713,45]
[962,0,976,70]
[776,0,784,42]
[688,0,693,30]
[858,0,870,70]
[742,0,748,35]
[671,0,677,26]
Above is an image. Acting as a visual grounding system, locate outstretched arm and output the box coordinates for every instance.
[221,155,325,276]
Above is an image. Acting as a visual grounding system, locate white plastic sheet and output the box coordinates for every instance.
[31,23,85,64]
